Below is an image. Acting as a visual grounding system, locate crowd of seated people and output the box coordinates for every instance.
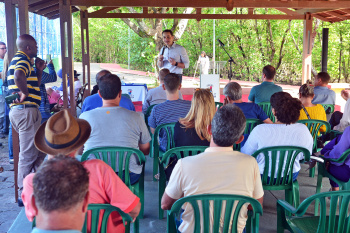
[6,35,350,233]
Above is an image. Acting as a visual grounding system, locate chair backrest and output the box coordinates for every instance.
[82,204,133,233]
[215,102,223,110]
[81,146,145,187]
[321,104,335,114]
[257,102,275,122]
[291,191,350,232]
[33,204,133,233]
[251,146,310,188]
[234,119,263,151]
[160,146,208,166]
[144,104,157,133]
[76,82,89,109]
[167,194,263,233]
[297,119,331,152]
[152,122,176,155]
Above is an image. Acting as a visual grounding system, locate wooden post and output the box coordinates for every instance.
[302,13,313,84]
[59,0,76,116]
[5,0,19,203]
[80,10,91,94]
[4,0,17,61]
[18,0,29,35]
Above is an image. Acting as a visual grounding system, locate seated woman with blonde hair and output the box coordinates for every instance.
[298,83,327,133]
[174,88,216,147]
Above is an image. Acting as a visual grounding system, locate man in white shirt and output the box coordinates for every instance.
[161,105,264,233]
[157,29,189,83]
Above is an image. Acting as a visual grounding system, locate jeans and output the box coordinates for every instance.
[117,171,141,185]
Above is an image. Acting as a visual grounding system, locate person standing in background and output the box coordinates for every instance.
[197,51,210,75]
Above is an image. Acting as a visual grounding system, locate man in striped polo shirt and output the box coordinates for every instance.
[7,34,46,205]
[148,73,191,151]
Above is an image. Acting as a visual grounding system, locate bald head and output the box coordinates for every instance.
[16,34,37,58]
[96,70,111,86]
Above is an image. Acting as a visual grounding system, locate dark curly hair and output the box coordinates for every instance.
[270,92,302,124]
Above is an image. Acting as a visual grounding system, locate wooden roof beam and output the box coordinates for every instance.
[37,4,59,15]
[45,9,59,18]
[29,0,57,12]
[338,9,350,15]
[71,0,350,9]
[88,12,305,20]
[275,8,301,16]
[28,0,44,4]
[88,7,118,17]
[326,11,349,20]
[312,13,333,22]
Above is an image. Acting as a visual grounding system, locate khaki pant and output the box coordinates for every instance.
[10,107,46,194]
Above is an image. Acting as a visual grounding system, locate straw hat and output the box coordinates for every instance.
[34,110,91,155]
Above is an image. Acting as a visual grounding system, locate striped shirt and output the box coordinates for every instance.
[148,99,191,151]
[7,51,41,107]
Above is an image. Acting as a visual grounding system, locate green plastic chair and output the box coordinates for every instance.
[297,119,331,177]
[257,102,275,122]
[81,147,146,233]
[315,148,350,215]
[252,146,311,208]
[277,191,350,233]
[151,122,176,181]
[144,104,157,134]
[167,194,263,233]
[234,119,263,151]
[82,204,133,233]
[215,102,223,110]
[321,104,335,114]
[158,146,208,219]
[33,204,133,233]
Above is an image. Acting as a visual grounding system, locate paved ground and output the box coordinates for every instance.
[0,62,343,233]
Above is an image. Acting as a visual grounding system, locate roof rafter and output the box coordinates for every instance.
[70,0,350,9]
[87,12,306,20]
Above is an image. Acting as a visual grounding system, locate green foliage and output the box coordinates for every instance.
[73,10,350,84]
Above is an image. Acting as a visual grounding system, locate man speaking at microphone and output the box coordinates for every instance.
[158,29,189,83]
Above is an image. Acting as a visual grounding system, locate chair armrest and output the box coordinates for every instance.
[277,200,297,214]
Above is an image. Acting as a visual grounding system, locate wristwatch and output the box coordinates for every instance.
[175,62,178,66]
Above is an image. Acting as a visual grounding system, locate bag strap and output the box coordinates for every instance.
[302,105,311,120]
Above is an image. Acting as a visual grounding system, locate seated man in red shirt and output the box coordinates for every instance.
[22,109,140,232]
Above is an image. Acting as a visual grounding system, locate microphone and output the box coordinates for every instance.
[217,39,225,47]
[161,46,165,55]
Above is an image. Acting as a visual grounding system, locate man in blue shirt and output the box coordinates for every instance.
[248,65,282,104]
[225,82,272,147]
[312,71,336,105]
[81,70,135,113]
[30,156,89,233]
[148,73,191,151]
[224,82,272,124]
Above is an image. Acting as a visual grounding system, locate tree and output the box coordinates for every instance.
[116,7,194,51]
